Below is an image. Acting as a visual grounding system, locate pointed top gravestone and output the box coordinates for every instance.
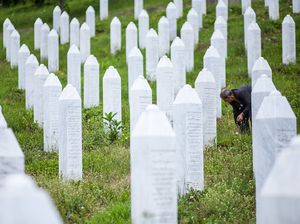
[216,0,228,21]
[242,0,251,14]
[100,0,108,20]
[67,44,81,94]
[110,17,121,55]
[174,0,183,18]
[158,16,170,57]
[173,84,201,104]
[25,54,39,110]
[244,7,256,49]
[40,23,50,60]
[6,23,15,62]
[211,29,226,59]
[214,16,227,41]
[3,18,11,48]
[126,22,138,63]
[181,21,194,72]
[60,11,69,44]
[70,18,80,47]
[34,18,43,50]
[166,2,177,40]
[282,15,296,65]
[187,8,199,46]
[269,0,279,21]
[80,22,90,63]
[53,5,61,33]
[134,0,143,19]
[252,57,272,86]
[138,10,149,49]
[192,0,203,29]
[48,29,59,72]
[128,47,143,97]
[86,6,95,37]
[247,22,261,77]
[10,30,20,68]
[0,105,7,128]
[293,0,300,13]
[146,28,159,81]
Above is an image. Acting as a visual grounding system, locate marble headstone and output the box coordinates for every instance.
[293,0,300,13]
[216,0,228,21]
[282,15,296,64]
[60,11,69,44]
[80,23,90,63]
[242,0,251,14]
[134,0,143,19]
[187,8,199,46]
[247,22,261,77]
[192,0,203,29]
[128,47,143,99]
[67,45,81,95]
[3,18,11,48]
[181,22,194,72]
[126,22,138,63]
[251,57,272,87]
[70,18,80,47]
[48,29,59,73]
[86,6,95,37]
[6,23,15,62]
[110,17,121,55]
[244,7,256,50]
[34,18,43,50]
[53,6,61,34]
[100,0,108,20]
[138,10,149,49]
[174,0,183,18]
[211,29,226,60]
[166,2,177,41]
[158,16,170,57]
[269,0,279,21]
[40,23,50,60]
[25,54,39,110]
[10,30,20,68]
[146,29,159,81]
[214,16,227,42]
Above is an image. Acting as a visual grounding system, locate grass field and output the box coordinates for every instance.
[0,0,299,223]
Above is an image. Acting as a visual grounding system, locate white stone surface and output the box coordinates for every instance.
[84,55,100,108]
[195,68,217,146]
[128,47,143,99]
[60,11,69,44]
[40,23,50,60]
[181,22,194,72]
[110,17,121,55]
[138,10,149,49]
[158,16,170,57]
[242,0,251,14]
[293,0,300,13]
[25,54,39,110]
[34,18,43,50]
[146,29,159,81]
[251,57,272,87]
[67,45,81,95]
[80,23,90,63]
[244,7,256,50]
[211,29,226,60]
[3,18,11,48]
[216,0,228,21]
[53,6,61,34]
[214,16,227,42]
[126,22,138,63]
[166,2,177,41]
[156,56,174,121]
[43,73,62,152]
[187,8,199,46]
[34,64,49,127]
[10,30,20,68]
[131,105,177,224]
[129,76,152,132]
[0,106,7,128]
[192,0,203,29]
[269,0,279,20]
[59,84,82,181]
[173,84,203,195]
[86,6,95,37]
[282,15,296,64]
[171,37,186,94]
[70,18,80,47]
[247,22,261,77]
[6,23,15,62]
[264,0,269,7]
[174,0,183,18]
[100,0,108,20]
[48,29,59,73]
[134,0,143,19]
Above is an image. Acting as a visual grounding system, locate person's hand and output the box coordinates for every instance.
[237,113,244,123]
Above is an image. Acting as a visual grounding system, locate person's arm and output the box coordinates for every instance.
[240,87,251,118]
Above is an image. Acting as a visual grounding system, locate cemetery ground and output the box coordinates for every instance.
[1,0,300,223]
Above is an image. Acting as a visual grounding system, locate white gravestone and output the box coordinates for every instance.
[242,0,251,14]
[100,0,108,20]
[25,54,39,110]
[146,29,159,81]
[3,18,11,48]
[43,74,62,152]
[187,8,199,46]
[293,0,300,13]
[173,84,203,195]
[60,11,69,44]
[126,22,138,63]
[244,7,256,50]
[174,0,183,18]
[247,22,261,77]
[158,16,170,57]
[131,105,177,224]
[192,0,203,29]
[0,174,63,224]
[252,75,276,176]
[203,46,222,118]
[251,57,272,87]
[86,6,95,37]
[138,10,149,49]
[0,129,24,182]
[70,18,80,47]
[103,66,122,123]
[0,106,7,128]
[84,55,100,108]
[255,91,297,219]
[195,68,217,146]
[53,6,61,34]
[181,22,194,72]
[134,0,143,19]
[34,18,43,50]
[58,84,82,181]
[6,23,15,62]
[40,23,50,60]
[129,76,152,132]
[211,29,226,60]
[80,23,90,63]
[269,0,279,21]
[214,16,227,42]
[67,45,81,95]
[259,136,300,224]
[128,47,143,99]
[166,2,177,41]
[216,0,228,21]
[34,64,49,127]
[10,30,20,68]
[110,17,121,55]
[171,37,186,94]
[156,56,174,121]
[282,15,296,65]
[48,29,59,73]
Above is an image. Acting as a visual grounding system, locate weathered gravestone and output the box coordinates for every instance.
[138,10,149,49]
[192,0,203,29]
[251,57,272,87]
[80,23,90,63]
[86,6,95,37]
[128,47,143,100]
[247,22,261,77]
[174,0,183,18]
[214,16,227,42]
[34,64,49,127]
[156,56,174,122]
[67,44,81,95]
[70,18,80,47]
[43,73,62,152]
[126,22,138,63]
[259,136,300,224]
[171,37,186,94]
[282,15,296,65]
[173,84,203,195]
[146,29,159,81]
[158,16,170,57]
[293,0,300,13]
[181,22,194,72]
[59,84,82,181]
[216,0,228,21]
[110,17,121,55]
[0,174,63,224]
[103,66,122,123]
[60,11,69,44]
[255,90,297,220]
[53,6,61,34]
[34,18,43,50]
[131,104,177,224]
[48,29,59,73]
[187,8,199,46]
[269,0,279,21]
[244,7,256,50]
[0,105,7,128]
[100,0,108,20]
[129,75,152,133]
[40,23,50,60]
[134,0,143,19]
[211,29,226,60]
[25,54,39,110]
[242,0,251,15]
[10,30,20,68]
[195,68,217,146]
[6,23,15,62]
[84,55,100,108]
[3,18,11,49]
[166,2,177,41]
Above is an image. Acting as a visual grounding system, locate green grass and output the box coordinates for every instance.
[0,0,299,223]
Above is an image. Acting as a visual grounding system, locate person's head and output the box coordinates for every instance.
[220,87,235,103]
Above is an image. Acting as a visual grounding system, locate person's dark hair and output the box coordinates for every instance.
[220,87,232,99]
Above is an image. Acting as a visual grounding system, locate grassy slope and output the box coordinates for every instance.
[0,0,299,223]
